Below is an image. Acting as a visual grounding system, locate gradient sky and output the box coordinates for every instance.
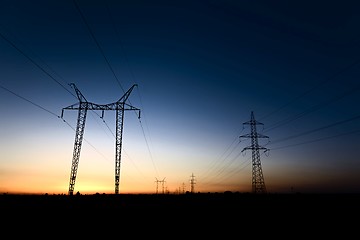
[1,0,359,195]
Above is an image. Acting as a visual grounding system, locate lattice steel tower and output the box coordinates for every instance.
[190,173,196,193]
[240,111,268,194]
[155,177,166,194]
[61,83,140,195]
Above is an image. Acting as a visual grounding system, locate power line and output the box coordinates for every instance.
[104,1,156,171]
[0,23,125,169]
[0,84,60,118]
[138,118,160,178]
[73,0,125,93]
[0,31,74,97]
[199,126,249,182]
[271,129,360,151]
[200,139,241,183]
[104,0,137,83]
[259,58,360,122]
[264,84,360,133]
[0,84,111,163]
[269,114,360,145]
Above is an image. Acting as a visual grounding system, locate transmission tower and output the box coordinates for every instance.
[240,111,269,194]
[61,83,140,195]
[190,173,196,193]
[155,177,166,194]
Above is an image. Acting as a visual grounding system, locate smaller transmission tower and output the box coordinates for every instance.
[240,111,269,194]
[190,173,196,193]
[155,177,166,194]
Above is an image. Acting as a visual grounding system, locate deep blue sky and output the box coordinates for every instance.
[1,0,360,194]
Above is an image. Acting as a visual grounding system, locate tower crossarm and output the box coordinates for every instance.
[117,83,138,103]
[241,146,268,151]
[62,83,140,112]
[62,102,140,112]
[69,82,87,102]
[240,133,269,139]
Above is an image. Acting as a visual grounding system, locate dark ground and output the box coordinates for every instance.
[1,192,359,234]
[1,191,359,212]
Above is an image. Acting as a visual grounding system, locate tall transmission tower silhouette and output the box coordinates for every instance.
[190,173,196,193]
[61,83,140,195]
[240,111,269,194]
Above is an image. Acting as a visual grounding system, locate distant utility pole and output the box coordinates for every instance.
[62,83,140,195]
[240,111,269,194]
[190,173,196,193]
[155,177,166,194]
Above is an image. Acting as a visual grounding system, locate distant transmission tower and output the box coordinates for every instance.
[190,173,196,193]
[155,177,166,194]
[61,83,140,195]
[240,111,269,194]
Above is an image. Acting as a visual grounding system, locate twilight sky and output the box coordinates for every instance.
[1,0,360,195]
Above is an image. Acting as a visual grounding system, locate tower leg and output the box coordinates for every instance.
[68,104,87,195]
[115,105,125,194]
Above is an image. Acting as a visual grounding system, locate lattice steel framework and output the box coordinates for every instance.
[190,173,196,193]
[62,83,140,195]
[240,111,268,194]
